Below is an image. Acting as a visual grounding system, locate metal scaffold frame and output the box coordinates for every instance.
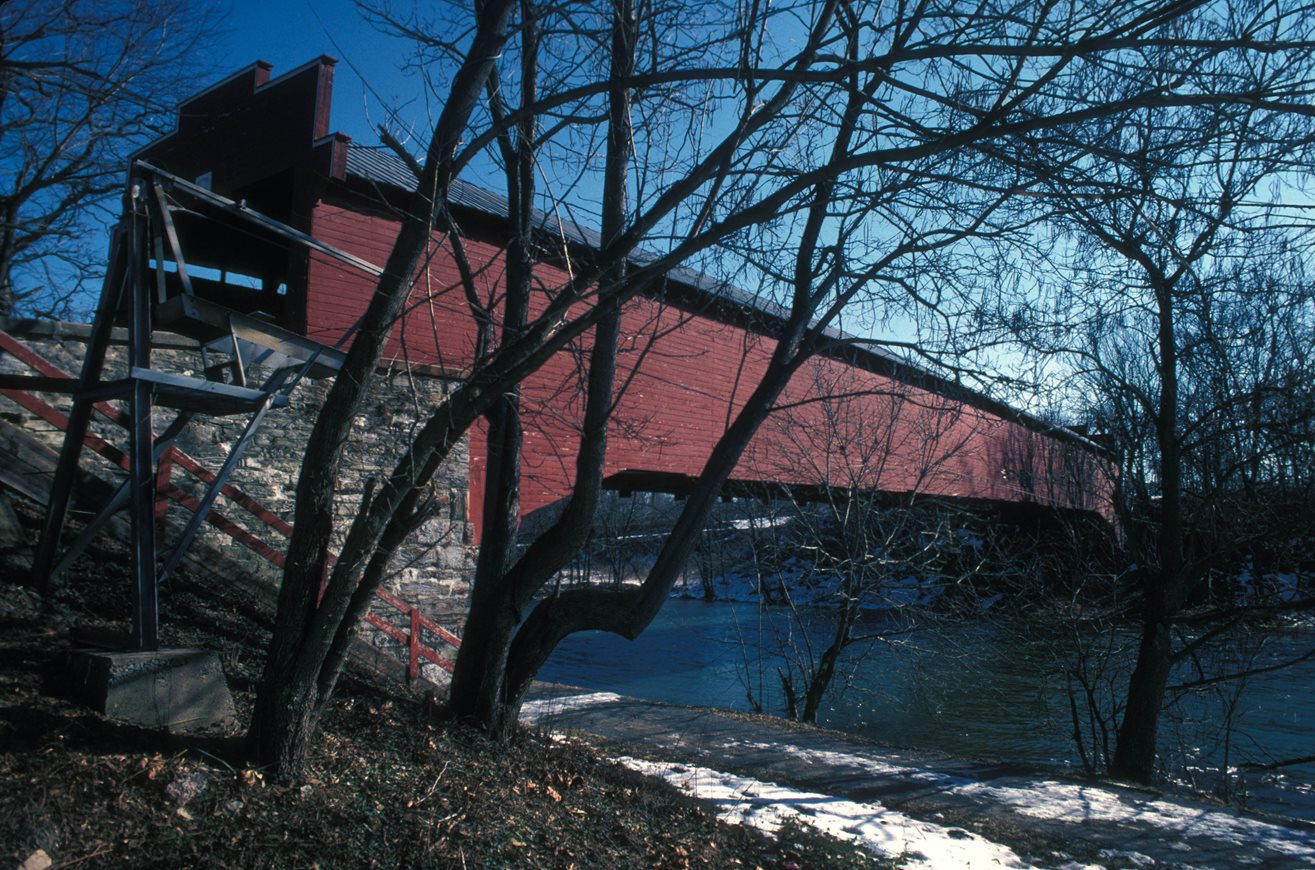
[29,161,381,651]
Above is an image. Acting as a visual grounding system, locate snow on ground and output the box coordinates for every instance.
[723,737,970,788]
[955,780,1315,861]
[616,756,1031,868]
[729,736,1315,863]
[522,693,1315,868]
[523,695,1026,866]
[520,691,627,722]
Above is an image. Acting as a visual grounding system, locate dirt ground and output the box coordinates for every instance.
[0,499,890,868]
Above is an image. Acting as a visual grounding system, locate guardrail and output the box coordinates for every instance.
[0,327,459,680]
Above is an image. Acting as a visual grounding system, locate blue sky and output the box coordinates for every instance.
[217,0,425,145]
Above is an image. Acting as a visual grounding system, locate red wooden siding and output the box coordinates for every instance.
[305,198,1113,536]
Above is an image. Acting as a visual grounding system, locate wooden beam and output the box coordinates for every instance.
[137,161,385,278]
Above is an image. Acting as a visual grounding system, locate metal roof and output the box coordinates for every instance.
[345,144,792,315]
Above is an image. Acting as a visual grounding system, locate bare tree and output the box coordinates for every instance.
[248,0,856,771]
[245,0,1315,779]
[746,362,982,723]
[0,0,213,317]
[989,21,1315,782]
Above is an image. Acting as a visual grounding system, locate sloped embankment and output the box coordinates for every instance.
[0,498,887,868]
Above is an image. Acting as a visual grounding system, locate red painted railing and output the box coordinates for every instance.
[0,327,459,679]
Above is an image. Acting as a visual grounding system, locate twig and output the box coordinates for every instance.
[413,761,449,806]
[52,845,112,868]
[1239,754,1315,773]
[192,746,237,773]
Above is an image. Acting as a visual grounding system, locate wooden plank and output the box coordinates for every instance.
[0,374,80,393]
[363,612,456,673]
[128,366,287,415]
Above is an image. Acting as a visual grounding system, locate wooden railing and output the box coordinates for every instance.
[0,327,459,679]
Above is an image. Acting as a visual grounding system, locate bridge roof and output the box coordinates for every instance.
[342,144,1104,456]
[345,145,777,306]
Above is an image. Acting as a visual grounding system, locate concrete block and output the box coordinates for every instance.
[60,648,237,732]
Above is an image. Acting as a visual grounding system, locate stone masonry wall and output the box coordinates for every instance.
[0,319,474,621]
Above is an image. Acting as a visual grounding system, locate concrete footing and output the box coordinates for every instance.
[59,648,237,732]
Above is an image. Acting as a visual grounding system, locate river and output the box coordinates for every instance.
[539,597,1315,821]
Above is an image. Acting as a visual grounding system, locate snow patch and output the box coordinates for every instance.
[953,780,1315,859]
[723,738,968,788]
[728,516,793,530]
[618,756,1031,868]
[520,691,626,723]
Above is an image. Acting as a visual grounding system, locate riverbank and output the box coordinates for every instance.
[523,687,1315,868]
[540,596,1315,821]
[4,499,1311,867]
[0,547,884,869]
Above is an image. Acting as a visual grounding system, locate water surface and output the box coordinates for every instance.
[540,598,1315,820]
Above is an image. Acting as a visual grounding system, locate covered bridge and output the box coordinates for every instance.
[134,56,1112,538]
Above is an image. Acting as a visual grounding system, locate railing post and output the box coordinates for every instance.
[154,445,174,536]
[408,608,421,682]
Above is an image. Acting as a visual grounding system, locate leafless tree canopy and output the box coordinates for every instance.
[0,0,212,318]
[971,6,1315,781]
[231,0,1315,780]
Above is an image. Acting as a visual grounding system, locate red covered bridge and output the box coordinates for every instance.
[136,56,1112,537]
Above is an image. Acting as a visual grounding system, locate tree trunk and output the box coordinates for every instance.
[249,669,321,781]
[1112,276,1186,784]
[447,293,622,734]
[446,589,523,733]
[445,0,634,737]
[1110,616,1173,781]
[802,597,857,723]
[247,0,520,779]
